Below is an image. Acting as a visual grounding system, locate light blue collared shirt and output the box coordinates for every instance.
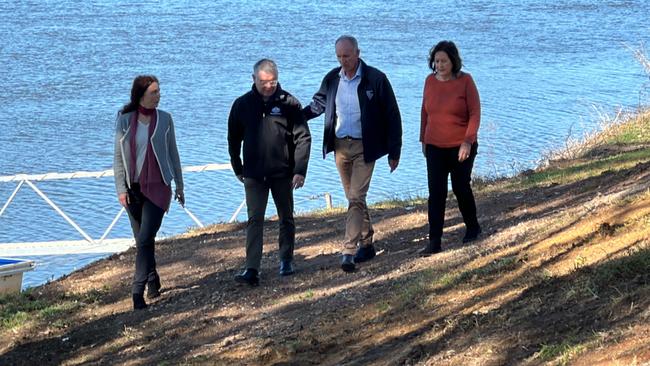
[335,62,362,139]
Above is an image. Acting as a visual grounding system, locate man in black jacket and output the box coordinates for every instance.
[228,58,311,286]
[303,35,402,273]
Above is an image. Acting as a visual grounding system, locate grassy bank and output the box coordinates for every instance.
[1,110,650,365]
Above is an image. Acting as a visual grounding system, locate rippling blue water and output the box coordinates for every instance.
[1,0,649,287]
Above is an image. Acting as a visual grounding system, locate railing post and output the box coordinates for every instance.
[0,180,24,217]
[182,205,204,228]
[228,198,246,223]
[324,192,333,209]
[99,207,126,243]
[24,180,95,243]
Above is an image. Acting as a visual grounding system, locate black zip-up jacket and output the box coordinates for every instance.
[228,84,311,180]
[302,59,402,163]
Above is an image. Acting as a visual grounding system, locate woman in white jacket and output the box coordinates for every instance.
[113,75,184,310]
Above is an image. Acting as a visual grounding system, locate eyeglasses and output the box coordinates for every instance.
[258,79,278,87]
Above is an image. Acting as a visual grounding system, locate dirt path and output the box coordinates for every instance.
[2,142,650,365]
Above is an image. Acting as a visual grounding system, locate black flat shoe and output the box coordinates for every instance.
[354,244,376,263]
[341,254,355,273]
[279,260,295,276]
[463,226,482,243]
[133,294,148,310]
[234,268,259,286]
[419,239,442,257]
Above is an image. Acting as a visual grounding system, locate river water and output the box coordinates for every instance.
[0,0,648,287]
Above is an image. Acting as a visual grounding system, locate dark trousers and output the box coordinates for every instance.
[126,184,165,295]
[425,143,479,242]
[244,177,295,271]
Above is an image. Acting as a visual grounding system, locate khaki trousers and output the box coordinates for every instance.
[335,138,375,255]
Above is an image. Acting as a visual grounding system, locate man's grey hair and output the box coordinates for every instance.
[253,58,278,77]
[335,35,359,50]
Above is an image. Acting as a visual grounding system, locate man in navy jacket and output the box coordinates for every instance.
[303,35,402,273]
[229,58,311,286]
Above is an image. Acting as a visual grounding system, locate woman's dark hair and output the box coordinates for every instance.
[428,41,462,75]
[120,75,159,114]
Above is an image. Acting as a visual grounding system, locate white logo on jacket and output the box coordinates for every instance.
[270,107,282,116]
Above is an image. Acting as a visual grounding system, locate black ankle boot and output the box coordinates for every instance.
[419,239,442,257]
[463,225,482,243]
[147,276,161,299]
[133,294,148,310]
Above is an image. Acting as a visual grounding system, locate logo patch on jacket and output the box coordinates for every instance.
[270,107,282,116]
[366,90,374,100]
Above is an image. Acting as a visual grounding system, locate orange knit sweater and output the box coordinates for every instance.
[420,72,481,148]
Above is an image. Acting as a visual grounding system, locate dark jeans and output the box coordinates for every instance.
[244,177,295,271]
[425,143,479,242]
[126,183,165,295]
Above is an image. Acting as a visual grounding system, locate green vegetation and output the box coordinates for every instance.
[301,289,314,300]
[591,247,650,293]
[0,286,109,330]
[512,148,650,189]
[0,290,49,329]
[537,339,584,365]
[602,112,650,145]
[371,195,427,210]
[434,256,520,289]
[505,112,650,190]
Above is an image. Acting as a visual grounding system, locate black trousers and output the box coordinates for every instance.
[243,177,295,271]
[126,183,165,295]
[425,143,479,242]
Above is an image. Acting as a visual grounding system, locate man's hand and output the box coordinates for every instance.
[292,174,305,189]
[388,158,399,173]
[118,192,129,208]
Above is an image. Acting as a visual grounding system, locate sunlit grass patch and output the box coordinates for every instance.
[508,148,650,189]
[371,195,426,210]
[601,111,650,145]
[495,110,650,192]
[300,289,314,300]
[306,205,346,217]
[536,339,585,365]
[39,302,80,319]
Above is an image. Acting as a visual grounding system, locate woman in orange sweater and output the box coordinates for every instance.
[419,40,481,256]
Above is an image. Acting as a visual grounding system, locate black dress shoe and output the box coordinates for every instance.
[234,268,259,286]
[341,254,355,273]
[354,244,376,263]
[462,226,482,243]
[133,294,148,310]
[279,260,295,276]
[419,239,442,257]
[147,276,161,299]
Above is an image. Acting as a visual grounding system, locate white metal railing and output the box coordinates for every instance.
[0,164,334,247]
[0,164,233,245]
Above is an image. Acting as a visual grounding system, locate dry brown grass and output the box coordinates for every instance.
[2,111,650,365]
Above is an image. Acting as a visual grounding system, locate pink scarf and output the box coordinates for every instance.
[129,106,172,211]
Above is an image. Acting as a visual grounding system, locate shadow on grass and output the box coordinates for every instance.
[2,147,650,365]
